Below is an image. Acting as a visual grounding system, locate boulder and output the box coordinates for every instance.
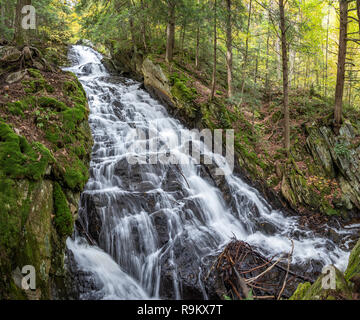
[345,239,360,283]
[6,70,27,84]
[76,39,94,47]
[289,265,353,300]
[142,58,175,109]
[101,57,118,74]
[0,46,21,62]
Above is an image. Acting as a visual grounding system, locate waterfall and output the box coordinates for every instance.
[64,45,358,300]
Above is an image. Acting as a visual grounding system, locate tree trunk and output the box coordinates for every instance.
[166,0,176,63]
[140,0,147,52]
[14,0,31,46]
[334,0,348,129]
[210,0,217,100]
[195,0,201,69]
[195,24,200,68]
[181,21,187,55]
[225,0,233,98]
[356,0,360,36]
[265,23,270,91]
[129,15,137,53]
[240,0,252,97]
[324,6,330,97]
[279,0,290,152]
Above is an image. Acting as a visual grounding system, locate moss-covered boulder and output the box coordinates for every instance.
[142,58,175,108]
[0,63,93,299]
[345,239,360,283]
[289,266,353,300]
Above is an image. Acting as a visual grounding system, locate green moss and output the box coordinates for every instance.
[63,80,87,105]
[22,69,54,94]
[345,239,360,282]
[289,266,353,300]
[53,182,73,237]
[0,121,54,180]
[289,282,311,300]
[0,179,23,252]
[4,96,36,118]
[38,96,67,112]
[27,68,42,79]
[62,103,86,132]
[0,68,93,299]
[63,158,89,191]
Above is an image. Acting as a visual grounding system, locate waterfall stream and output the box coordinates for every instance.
[64,45,358,300]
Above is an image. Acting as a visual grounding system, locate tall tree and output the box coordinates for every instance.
[13,0,31,46]
[195,0,201,69]
[240,0,252,103]
[279,0,290,152]
[166,0,176,63]
[225,0,233,98]
[334,0,348,129]
[210,0,217,100]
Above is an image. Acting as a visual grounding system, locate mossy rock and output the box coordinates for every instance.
[289,266,353,300]
[53,182,73,237]
[345,239,360,282]
[22,69,54,94]
[0,121,54,180]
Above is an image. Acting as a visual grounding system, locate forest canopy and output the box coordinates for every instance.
[1,0,360,150]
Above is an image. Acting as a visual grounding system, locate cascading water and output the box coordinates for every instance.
[65,45,359,300]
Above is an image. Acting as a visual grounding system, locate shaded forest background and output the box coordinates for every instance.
[2,0,360,147]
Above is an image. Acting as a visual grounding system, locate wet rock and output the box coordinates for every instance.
[259,221,278,235]
[159,235,215,300]
[101,57,118,74]
[78,192,104,244]
[151,210,169,247]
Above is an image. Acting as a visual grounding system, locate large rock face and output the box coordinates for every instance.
[279,120,360,218]
[0,63,93,299]
[306,122,360,212]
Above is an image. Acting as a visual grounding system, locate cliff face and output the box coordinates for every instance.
[0,46,93,299]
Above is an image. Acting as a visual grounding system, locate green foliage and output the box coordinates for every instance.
[53,182,73,237]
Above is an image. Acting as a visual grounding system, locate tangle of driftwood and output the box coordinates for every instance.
[214,238,310,300]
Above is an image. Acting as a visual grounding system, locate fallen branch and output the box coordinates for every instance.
[245,255,284,284]
[277,239,294,300]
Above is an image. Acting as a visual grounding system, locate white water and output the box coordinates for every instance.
[65,45,357,300]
